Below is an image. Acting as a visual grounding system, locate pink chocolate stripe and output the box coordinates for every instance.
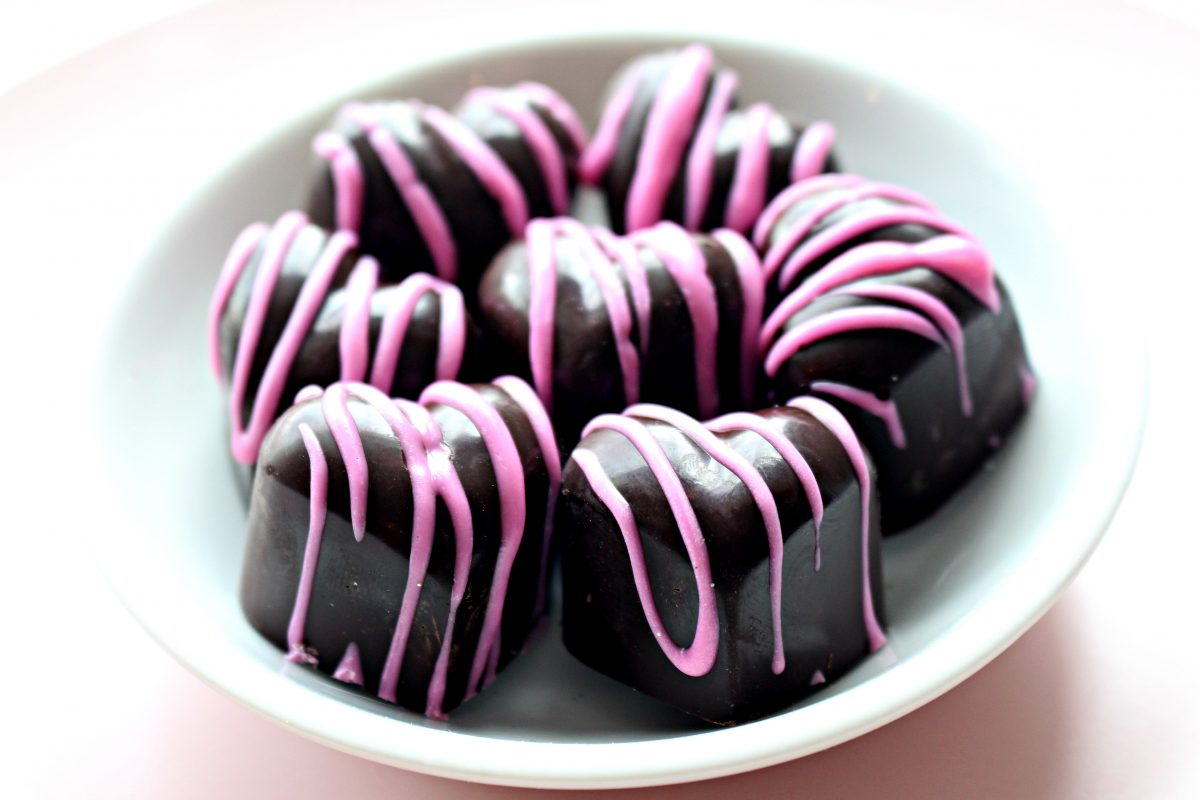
[577,414,720,677]
[332,642,364,686]
[810,381,907,449]
[285,422,328,666]
[592,226,653,356]
[764,305,947,377]
[630,404,787,675]
[753,173,871,249]
[338,256,379,383]
[789,120,836,183]
[711,229,765,408]
[683,69,738,230]
[208,221,269,381]
[513,81,590,153]
[578,60,648,183]
[312,130,365,232]
[723,103,775,233]
[787,396,886,651]
[625,44,713,231]
[525,219,559,410]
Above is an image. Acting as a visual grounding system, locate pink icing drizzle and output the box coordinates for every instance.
[810,381,907,449]
[625,43,713,231]
[419,380,528,695]
[226,215,357,465]
[706,410,825,568]
[790,120,837,183]
[592,226,653,355]
[332,642,364,686]
[366,272,467,391]
[711,229,765,408]
[760,233,999,347]
[493,375,562,617]
[577,414,720,676]
[753,173,877,249]
[836,283,972,416]
[338,256,379,382]
[461,86,572,215]
[579,59,650,183]
[629,404,786,674]
[419,104,529,236]
[683,69,739,230]
[285,422,328,666]
[630,223,720,419]
[723,102,775,233]
[321,384,369,542]
[786,396,886,651]
[764,305,947,377]
[312,131,365,232]
[525,218,559,410]
[810,669,826,686]
[513,81,590,154]
[208,221,269,381]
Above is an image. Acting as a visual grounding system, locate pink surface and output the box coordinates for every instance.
[5,0,1200,797]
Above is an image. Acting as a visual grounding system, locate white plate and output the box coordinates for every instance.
[82,5,1146,791]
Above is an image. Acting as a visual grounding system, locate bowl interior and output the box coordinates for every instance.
[91,34,1136,785]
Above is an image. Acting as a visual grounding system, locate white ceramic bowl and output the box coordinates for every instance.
[89,32,1145,789]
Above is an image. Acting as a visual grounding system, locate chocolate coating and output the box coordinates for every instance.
[240,379,555,717]
[559,403,884,724]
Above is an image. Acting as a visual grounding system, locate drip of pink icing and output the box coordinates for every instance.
[394,397,476,719]
[367,272,467,391]
[321,384,369,542]
[836,283,972,416]
[790,121,836,184]
[493,375,561,618]
[565,220,641,405]
[332,642,364,686]
[711,229,765,409]
[338,256,379,382]
[577,414,720,676]
[706,410,825,568]
[630,404,786,674]
[419,104,529,237]
[630,223,720,419]
[208,221,269,381]
[810,669,826,686]
[776,205,973,293]
[723,103,775,233]
[765,305,947,377]
[760,182,944,288]
[579,60,651,183]
[625,44,713,231]
[525,218,559,410]
[683,69,739,230]
[760,234,999,347]
[592,226,653,355]
[787,396,886,651]
[461,86,571,214]
[420,380,528,695]
[312,131,365,231]
[227,216,358,465]
[285,423,328,666]
[513,81,590,154]
[364,121,458,281]
[753,173,875,249]
[810,381,907,449]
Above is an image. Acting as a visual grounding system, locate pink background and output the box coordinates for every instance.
[4,1,1198,797]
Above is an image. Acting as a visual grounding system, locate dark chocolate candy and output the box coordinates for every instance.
[756,174,1035,532]
[478,217,765,448]
[307,83,588,291]
[240,377,559,718]
[559,400,885,724]
[209,211,480,470]
[579,44,838,235]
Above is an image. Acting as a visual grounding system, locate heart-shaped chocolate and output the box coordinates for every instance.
[240,377,558,718]
[559,397,885,723]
